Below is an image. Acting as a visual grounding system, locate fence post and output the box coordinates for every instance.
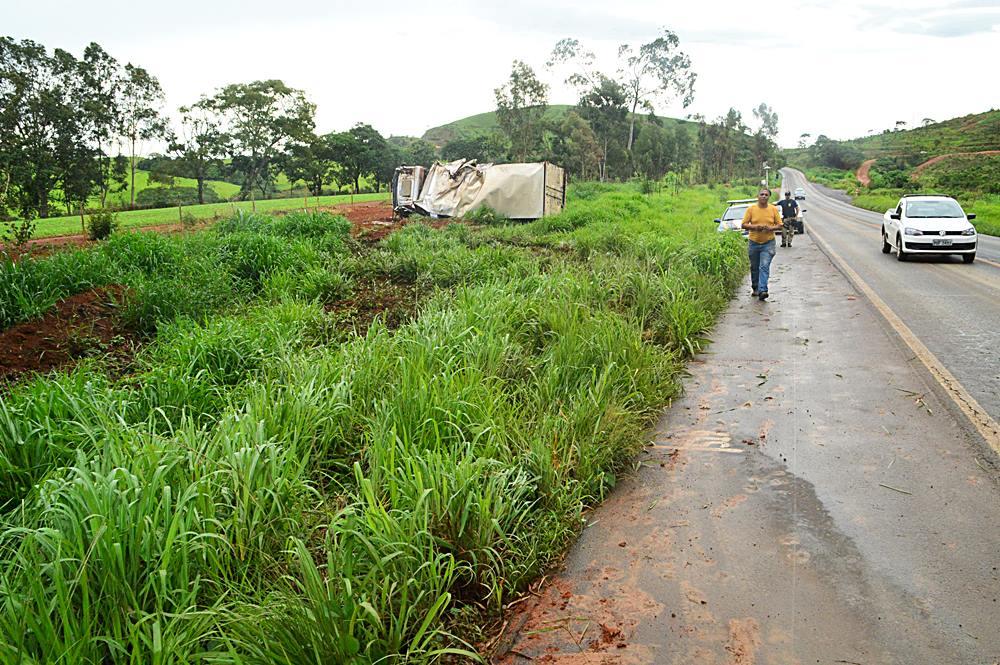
[178,204,182,222]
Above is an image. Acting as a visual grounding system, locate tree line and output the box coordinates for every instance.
[478,30,782,186]
[1,30,783,223]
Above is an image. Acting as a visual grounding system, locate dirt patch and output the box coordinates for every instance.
[855,159,876,187]
[325,277,422,332]
[0,285,138,385]
[724,618,761,665]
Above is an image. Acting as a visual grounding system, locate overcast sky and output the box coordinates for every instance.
[4,0,999,148]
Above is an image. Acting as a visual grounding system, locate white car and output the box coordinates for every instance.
[881,195,978,263]
[793,187,806,200]
[715,199,753,236]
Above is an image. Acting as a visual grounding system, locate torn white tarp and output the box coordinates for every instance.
[409,159,565,219]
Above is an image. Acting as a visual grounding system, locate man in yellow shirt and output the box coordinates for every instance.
[741,188,783,301]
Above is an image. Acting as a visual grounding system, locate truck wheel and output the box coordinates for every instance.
[896,235,907,261]
[963,253,976,264]
[881,232,891,254]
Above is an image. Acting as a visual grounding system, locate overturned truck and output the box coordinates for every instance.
[392,159,566,220]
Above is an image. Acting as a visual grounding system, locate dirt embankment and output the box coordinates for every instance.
[855,159,876,186]
[0,285,138,384]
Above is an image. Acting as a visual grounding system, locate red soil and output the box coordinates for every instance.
[856,159,876,186]
[0,285,138,384]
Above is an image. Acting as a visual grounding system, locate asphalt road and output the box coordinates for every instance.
[782,167,1000,429]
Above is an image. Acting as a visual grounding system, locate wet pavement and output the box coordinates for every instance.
[494,230,1000,664]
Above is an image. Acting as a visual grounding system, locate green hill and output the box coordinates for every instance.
[843,110,1000,160]
[422,105,698,146]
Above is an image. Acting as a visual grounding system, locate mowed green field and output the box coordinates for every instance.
[31,191,391,238]
[0,183,747,661]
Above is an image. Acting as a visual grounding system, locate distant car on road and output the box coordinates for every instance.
[881,195,978,263]
[793,187,806,200]
[715,199,754,235]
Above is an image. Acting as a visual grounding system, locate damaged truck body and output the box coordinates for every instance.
[392,159,567,220]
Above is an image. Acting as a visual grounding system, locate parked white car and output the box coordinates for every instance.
[715,199,753,236]
[881,195,978,263]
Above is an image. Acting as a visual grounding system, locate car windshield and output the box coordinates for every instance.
[906,200,964,218]
[723,205,748,221]
[794,188,804,194]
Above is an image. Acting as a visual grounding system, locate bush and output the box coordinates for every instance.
[85,210,118,241]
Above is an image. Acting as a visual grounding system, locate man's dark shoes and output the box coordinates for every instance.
[780,242,787,247]
[751,289,758,297]
[758,291,768,301]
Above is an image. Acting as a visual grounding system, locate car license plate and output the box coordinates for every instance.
[932,238,952,247]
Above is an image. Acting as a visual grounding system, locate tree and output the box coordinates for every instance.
[440,134,508,163]
[548,29,696,152]
[551,110,601,179]
[395,137,437,167]
[494,60,549,162]
[201,80,315,202]
[921,118,935,127]
[282,133,335,196]
[577,76,629,180]
[0,38,101,220]
[170,103,229,205]
[894,120,907,131]
[118,64,167,208]
[798,132,812,149]
[76,42,125,209]
[327,123,387,194]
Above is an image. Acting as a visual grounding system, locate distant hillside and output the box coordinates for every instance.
[843,110,1000,160]
[422,104,698,146]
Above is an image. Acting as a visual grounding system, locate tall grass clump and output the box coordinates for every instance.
[0,183,748,661]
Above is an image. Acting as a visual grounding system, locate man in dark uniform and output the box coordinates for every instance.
[776,191,799,248]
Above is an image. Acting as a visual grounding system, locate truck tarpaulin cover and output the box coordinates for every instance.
[413,159,564,219]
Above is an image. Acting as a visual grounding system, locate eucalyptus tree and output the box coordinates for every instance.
[548,28,696,152]
[494,60,549,162]
[170,102,230,204]
[118,64,167,208]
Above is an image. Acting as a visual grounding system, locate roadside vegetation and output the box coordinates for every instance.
[0,182,746,662]
[25,191,389,239]
[787,111,1000,237]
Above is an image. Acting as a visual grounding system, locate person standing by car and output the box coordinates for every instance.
[776,191,799,248]
[741,188,783,301]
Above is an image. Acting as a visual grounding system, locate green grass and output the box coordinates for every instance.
[0,185,747,662]
[27,192,390,239]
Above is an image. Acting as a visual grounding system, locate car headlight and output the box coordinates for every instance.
[960,227,976,236]
[904,227,923,236]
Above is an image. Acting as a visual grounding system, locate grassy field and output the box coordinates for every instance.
[0,183,746,662]
[28,191,391,238]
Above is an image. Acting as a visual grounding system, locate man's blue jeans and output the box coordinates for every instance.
[748,239,776,293]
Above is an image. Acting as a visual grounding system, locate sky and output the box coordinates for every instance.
[3,0,999,149]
